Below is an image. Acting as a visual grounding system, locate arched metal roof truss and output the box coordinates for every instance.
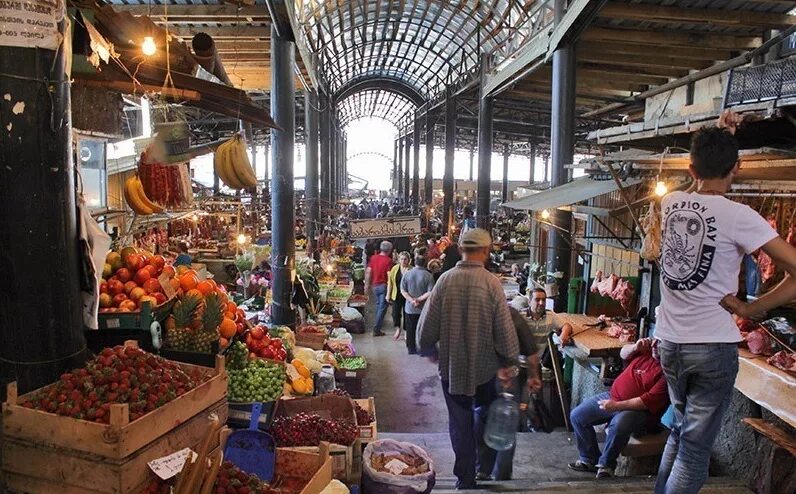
[295,0,539,100]
[337,89,416,129]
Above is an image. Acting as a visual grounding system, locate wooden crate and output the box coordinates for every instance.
[354,398,378,444]
[2,355,228,460]
[275,447,333,494]
[2,400,227,494]
[282,442,359,484]
[295,332,328,351]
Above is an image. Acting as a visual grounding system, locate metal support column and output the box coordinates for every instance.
[469,149,475,182]
[319,93,330,210]
[412,116,421,210]
[0,20,88,392]
[424,114,434,205]
[305,90,319,255]
[404,128,411,206]
[263,138,270,198]
[341,136,348,197]
[269,25,296,325]
[502,147,510,203]
[330,124,337,204]
[443,92,456,234]
[397,135,404,200]
[393,139,399,194]
[547,0,575,312]
[529,140,536,183]
[476,68,494,231]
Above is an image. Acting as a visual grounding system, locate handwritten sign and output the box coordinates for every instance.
[349,216,422,239]
[147,448,197,480]
[0,0,63,50]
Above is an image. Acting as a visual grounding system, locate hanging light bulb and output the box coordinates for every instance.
[655,181,668,197]
[141,36,157,57]
[541,209,551,220]
[237,233,246,245]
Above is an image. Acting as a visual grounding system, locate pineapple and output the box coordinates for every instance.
[166,294,202,351]
[195,292,223,353]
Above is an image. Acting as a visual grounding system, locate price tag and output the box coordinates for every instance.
[346,371,356,378]
[147,448,197,480]
[384,458,410,475]
[159,273,176,299]
[105,318,120,329]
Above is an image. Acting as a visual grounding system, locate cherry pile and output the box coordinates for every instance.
[18,346,205,423]
[271,412,358,447]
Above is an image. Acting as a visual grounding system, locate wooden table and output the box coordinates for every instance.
[735,349,796,431]
[557,313,627,358]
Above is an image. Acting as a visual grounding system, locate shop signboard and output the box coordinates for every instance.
[349,216,422,239]
[0,0,63,50]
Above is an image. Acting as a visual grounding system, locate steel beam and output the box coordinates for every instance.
[305,90,319,255]
[443,91,456,234]
[529,140,536,183]
[424,114,434,204]
[393,139,399,194]
[476,65,494,231]
[547,0,574,313]
[397,135,404,200]
[469,150,475,182]
[412,116,421,210]
[269,25,296,325]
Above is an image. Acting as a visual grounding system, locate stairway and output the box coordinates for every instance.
[431,476,752,493]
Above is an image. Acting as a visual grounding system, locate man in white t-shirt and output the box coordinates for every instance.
[654,125,796,494]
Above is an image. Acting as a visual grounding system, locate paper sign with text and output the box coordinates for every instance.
[0,0,63,50]
[349,216,422,239]
[147,448,197,480]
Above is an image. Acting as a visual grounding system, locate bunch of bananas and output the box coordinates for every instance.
[214,135,257,189]
[124,175,163,215]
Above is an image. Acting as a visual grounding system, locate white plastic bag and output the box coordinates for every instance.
[79,197,111,329]
[340,307,363,321]
[320,480,349,494]
[363,439,435,493]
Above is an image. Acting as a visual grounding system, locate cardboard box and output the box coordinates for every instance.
[354,397,378,443]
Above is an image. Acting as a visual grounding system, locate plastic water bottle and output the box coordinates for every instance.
[317,364,336,395]
[484,393,519,451]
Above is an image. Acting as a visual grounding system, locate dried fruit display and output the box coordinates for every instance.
[18,346,205,423]
[371,452,430,475]
[271,412,358,447]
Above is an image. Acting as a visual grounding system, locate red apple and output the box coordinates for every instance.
[115,268,132,283]
[138,295,157,308]
[119,300,137,312]
[134,269,151,286]
[99,282,109,295]
[107,279,125,296]
[112,293,128,307]
[161,265,176,279]
[153,292,168,306]
[125,253,144,271]
[150,255,166,271]
[124,281,138,295]
[129,287,146,302]
[99,293,112,308]
[143,278,162,294]
[143,265,158,278]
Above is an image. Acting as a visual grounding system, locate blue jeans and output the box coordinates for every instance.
[372,284,388,331]
[654,341,739,494]
[570,392,650,469]
[442,379,499,488]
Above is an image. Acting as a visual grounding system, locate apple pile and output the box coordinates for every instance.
[18,345,205,423]
[100,247,172,313]
[243,325,288,362]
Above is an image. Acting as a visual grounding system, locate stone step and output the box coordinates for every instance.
[430,476,752,493]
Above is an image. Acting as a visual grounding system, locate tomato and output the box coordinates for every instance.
[271,339,282,349]
[276,348,287,361]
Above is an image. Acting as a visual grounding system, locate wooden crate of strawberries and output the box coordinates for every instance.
[1,344,228,493]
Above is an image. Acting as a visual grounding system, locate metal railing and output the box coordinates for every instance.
[724,56,796,107]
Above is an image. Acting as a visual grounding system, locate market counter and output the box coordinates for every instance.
[559,314,626,358]
[735,349,796,430]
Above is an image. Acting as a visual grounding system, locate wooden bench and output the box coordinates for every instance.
[609,427,670,476]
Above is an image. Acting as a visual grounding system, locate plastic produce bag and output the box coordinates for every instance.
[362,439,435,494]
[330,328,353,344]
[340,307,363,321]
[320,479,350,494]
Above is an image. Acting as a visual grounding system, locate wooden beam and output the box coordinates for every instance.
[579,48,702,71]
[506,89,612,107]
[602,1,796,29]
[77,77,201,101]
[743,418,796,458]
[578,62,687,81]
[577,67,669,86]
[111,5,268,19]
[584,26,761,50]
[165,26,269,40]
[587,39,732,61]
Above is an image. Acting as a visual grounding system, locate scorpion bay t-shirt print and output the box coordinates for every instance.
[655,191,778,344]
